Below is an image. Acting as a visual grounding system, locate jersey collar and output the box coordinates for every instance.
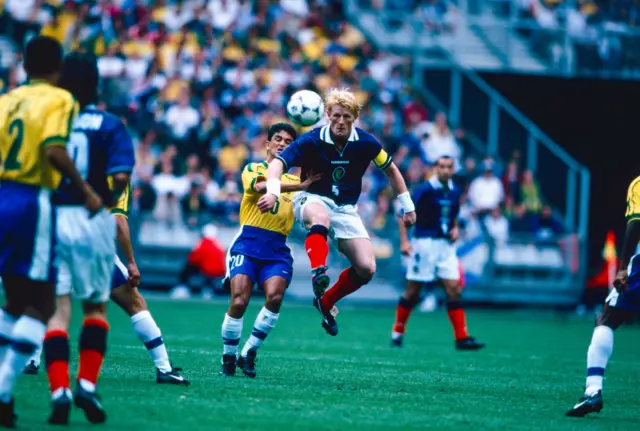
[429,175,454,190]
[320,125,360,145]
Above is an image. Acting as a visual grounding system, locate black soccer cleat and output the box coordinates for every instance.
[23,360,39,375]
[391,337,403,348]
[48,391,72,425]
[0,398,16,428]
[219,354,237,376]
[311,266,330,298]
[566,390,604,417]
[157,367,190,386]
[455,336,485,351]
[237,349,257,378]
[74,384,106,424]
[313,296,338,336]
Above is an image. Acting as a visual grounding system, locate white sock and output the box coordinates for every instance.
[241,307,278,357]
[0,310,17,364]
[131,311,171,373]
[585,325,614,396]
[221,314,243,356]
[0,316,45,402]
[391,331,403,340]
[78,378,96,393]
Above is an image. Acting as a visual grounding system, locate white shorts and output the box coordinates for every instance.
[56,207,116,303]
[406,237,459,283]
[293,192,369,240]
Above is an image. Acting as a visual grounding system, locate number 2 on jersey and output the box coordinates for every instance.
[67,131,89,179]
[2,119,24,171]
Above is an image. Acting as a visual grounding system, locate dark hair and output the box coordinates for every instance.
[267,123,297,141]
[24,36,64,77]
[58,51,99,107]
[434,155,453,166]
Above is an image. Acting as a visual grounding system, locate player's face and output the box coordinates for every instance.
[328,105,355,139]
[435,159,454,182]
[266,130,295,158]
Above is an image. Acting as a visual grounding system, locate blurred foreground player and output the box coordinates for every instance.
[566,176,640,417]
[391,156,484,351]
[39,52,131,425]
[0,37,101,428]
[257,89,416,336]
[220,123,319,377]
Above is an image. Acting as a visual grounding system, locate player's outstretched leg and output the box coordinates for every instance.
[220,273,252,377]
[390,282,422,347]
[302,204,331,297]
[237,277,286,378]
[111,282,189,386]
[442,280,484,351]
[566,304,627,417]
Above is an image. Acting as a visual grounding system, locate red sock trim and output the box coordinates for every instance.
[83,317,109,330]
[45,329,69,341]
[48,361,70,393]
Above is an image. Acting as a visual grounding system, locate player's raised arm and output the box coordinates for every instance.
[614,178,640,291]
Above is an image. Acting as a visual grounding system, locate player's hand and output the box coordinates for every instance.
[402,211,416,228]
[300,173,322,190]
[400,240,412,256]
[613,269,629,293]
[84,185,103,216]
[127,261,141,288]
[257,193,278,213]
[449,226,460,243]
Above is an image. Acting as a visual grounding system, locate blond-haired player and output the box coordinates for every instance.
[258,89,416,336]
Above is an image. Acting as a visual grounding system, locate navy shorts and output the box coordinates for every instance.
[0,182,56,283]
[606,255,640,311]
[228,253,292,288]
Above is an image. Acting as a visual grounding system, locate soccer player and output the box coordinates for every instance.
[257,88,416,336]
[0,36,102,428]
[39,51,133,425]
[24,184,190,386]
[220,123,320,377]
[390,156,485,350]
[566,176,640,417]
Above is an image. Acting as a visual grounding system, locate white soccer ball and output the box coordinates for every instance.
[286,90,324,127]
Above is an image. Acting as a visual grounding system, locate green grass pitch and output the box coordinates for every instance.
[13,298,640,430]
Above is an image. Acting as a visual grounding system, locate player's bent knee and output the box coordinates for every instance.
[129,288,148,314]
[353,263,376,282]
[230,294,249,313]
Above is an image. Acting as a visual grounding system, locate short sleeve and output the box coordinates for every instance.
[369,136,392,170]
[276,133,311,170]
[626,177,640,222]
[109,181,131,218]
[241,163,267,196]
[106,118,135,175]
[41,93,78,148]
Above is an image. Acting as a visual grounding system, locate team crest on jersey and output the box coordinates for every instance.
[332,167,346,182]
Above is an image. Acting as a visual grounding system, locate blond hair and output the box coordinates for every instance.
[325,88,361,118]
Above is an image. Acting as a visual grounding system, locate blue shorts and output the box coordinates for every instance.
[111,257,128,289]
[606,255,640,311]
[0,182,57,283]
[228,253,293,288]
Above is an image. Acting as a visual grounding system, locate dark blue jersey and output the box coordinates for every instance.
[54,106,135,206]
[276,125,392,206]
[412,176,461,239]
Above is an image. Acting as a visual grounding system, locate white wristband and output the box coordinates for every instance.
[266,178,281,198]
[397,191,415,214]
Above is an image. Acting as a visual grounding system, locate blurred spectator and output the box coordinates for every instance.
[509,203,536,233]
[181,181,208,229]
[418,112,463,169]
[534,205,564,242]
[455,156,478,191]
[502,159,522,202]
[520,169,542,213]
[485,207,509,245]
[164,88,200,143]
[468,159,505,215]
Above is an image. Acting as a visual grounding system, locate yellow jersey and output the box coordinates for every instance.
[239,161,299,237]
[109,180,132,218]
[0,81,79,189]
[626,176,640,222]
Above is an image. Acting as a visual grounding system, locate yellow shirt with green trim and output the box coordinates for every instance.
[110,181,132,218]
[0,81,78,189]
[239,161,299,237]
[626,176,640,222]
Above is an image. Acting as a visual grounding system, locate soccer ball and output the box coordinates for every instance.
[286,90,324,127]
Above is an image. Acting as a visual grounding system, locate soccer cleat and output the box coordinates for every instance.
[455,336,485,351]
[48,390,72,425]
[237,349,257,378]
[391,336,403,348]
[157,367,190,386]
[313,296,338,336]
[74,384,106,424]
[311,266,330,298]
[0,398,16,428]
[219,354,237,376]
[23,360,39,375]
[566,391,604,417]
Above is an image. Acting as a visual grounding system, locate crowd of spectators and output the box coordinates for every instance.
[0,0,564,249]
